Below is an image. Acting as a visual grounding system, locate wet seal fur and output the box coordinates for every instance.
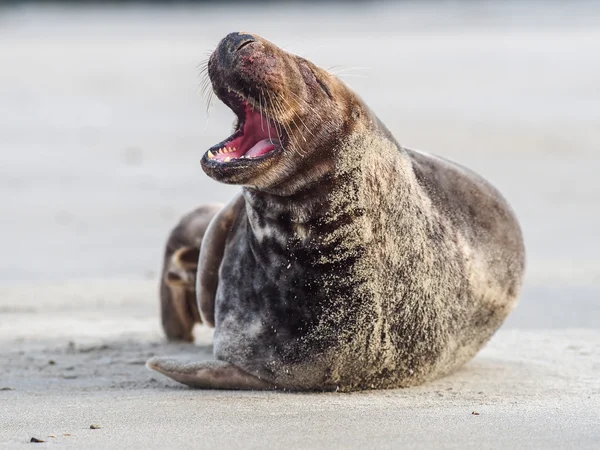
[148,32,526,391]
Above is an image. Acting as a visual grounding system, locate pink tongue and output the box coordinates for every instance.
[245,139,276,158]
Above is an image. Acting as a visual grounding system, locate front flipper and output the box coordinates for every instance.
[197,193,245,327]
[147,357,274,390]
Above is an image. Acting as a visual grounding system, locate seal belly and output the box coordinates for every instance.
[212,214,317,386]
[212,202,376,390]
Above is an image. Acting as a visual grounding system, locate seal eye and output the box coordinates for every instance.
[306,66,333,99]
[316,76,333,99]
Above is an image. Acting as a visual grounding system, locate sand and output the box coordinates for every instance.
[1,281,599,449]
[1,2,599,448]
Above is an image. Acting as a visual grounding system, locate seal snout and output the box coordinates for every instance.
[223,32,256,52]
[233,34,256,52]
[215,32,258,70]
[201,31,340,189]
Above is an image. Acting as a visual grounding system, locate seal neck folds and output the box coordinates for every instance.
[207,94,283,163]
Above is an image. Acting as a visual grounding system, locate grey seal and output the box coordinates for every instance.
[148,32,526,391]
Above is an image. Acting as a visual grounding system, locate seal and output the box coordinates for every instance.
[160,204,222,342]
[148,32,526,391]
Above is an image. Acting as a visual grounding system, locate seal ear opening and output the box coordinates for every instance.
[174,246,201,270]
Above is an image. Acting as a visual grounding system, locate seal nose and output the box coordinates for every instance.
[219,32,257,58]
[225,32,256,52]
[216,32,257,69]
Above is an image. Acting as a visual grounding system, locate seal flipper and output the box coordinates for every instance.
[197,193,245,327]
[161,280,199,342]
[160,205,223,342]
[147,357,274,390]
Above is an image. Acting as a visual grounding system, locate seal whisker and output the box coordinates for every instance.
[199,76,212,101]
[277,95,307,139]
[265,91,284,135]
[263,92,277,137]
[196,56,211,73]
[335,74,369,79]
[265,91,286,145]
[279,95,314,142]
[274,102,298,156]
[198,78,208,97]
[206,90,215,116]
[200,83,215,116]
[267,91,303,158]
[259,88,266,132]
[268,92,306,157]
[266,102,273,144]
[327,65,372,75]
[286,90,325,122]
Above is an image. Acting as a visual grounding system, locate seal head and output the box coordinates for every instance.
[201,32,368,194]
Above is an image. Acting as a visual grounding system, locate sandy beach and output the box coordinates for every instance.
[1,2,599,448]
[0,281,599,448]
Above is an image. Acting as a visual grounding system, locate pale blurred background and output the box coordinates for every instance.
[1,0,599,328]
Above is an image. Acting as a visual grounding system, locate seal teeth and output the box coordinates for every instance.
[224,156,231,162]
[207,150,214,159]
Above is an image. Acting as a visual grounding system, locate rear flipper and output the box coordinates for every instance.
[147,357,275,390]
[160,204,223,342]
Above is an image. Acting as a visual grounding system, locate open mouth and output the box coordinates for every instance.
[204,89,284,164]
